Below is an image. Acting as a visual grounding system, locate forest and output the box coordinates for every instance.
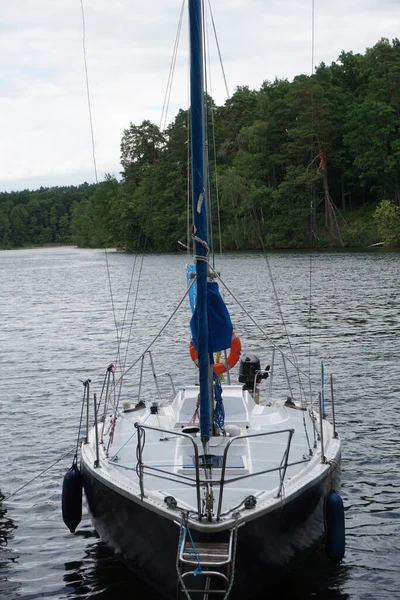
[1,38,400,251]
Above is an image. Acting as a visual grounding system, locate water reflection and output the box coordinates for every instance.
[271,547,350,599]
[62,533,349,600]
[64,539,164,599]
[0,493,20,598]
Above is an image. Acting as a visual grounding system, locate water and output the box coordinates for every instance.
[0,247,399,600]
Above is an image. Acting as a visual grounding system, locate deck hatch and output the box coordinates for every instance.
[183,454,245,469]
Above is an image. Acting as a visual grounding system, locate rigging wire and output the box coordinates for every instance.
[203,0,229,264]
[209,264,313,454]
[118,277,196,382]
[308,0,316,402]
[208,265,312,382]
[79,0,98,184]
[210,92,223,259]
[120,255,145,373]
[311,0,315,79]
[114,254,146,411]
[79,0,125,371]
[187,54,191,254]
[106,5,193,403]
[202,0,215,265]
[3,9,151,507]
[160,0,185,131]
[79,0,148,412]
[207,0,230,99]
[261,254,307,404]
[114,254,139,369]
[309,0,318,449]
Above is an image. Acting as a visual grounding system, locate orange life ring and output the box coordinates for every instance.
[189,330,241,375]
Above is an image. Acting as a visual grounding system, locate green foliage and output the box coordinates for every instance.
[120,120,165,184]
[2,38,400,251]
[338,205,377,247]
[0,183,98,249]
[373,199,400,246]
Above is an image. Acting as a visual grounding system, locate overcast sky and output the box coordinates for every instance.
[1,0,399,192]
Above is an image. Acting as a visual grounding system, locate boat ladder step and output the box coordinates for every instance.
[181,541,230,566]
[177,527,236,599]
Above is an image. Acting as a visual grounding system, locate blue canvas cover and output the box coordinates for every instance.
[186,263,197,313]
[190,281,232,353]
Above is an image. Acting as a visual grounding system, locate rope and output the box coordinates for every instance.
[176,515,192,600]
[189,393,200,425]
[186,525,203,576]
[213,372,225,431]
[3,446,76,501]
[105,414,117,455]
[135,424,146,482]
[110,412,151,459]
[176,514,239,599]
[176,514,204,600]
[192,234,210,254]
[194,254,209,263]
[9,381,92,513]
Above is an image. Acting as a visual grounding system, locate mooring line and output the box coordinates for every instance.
[3,446,77,501]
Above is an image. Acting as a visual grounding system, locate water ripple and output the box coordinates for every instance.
[0,247,399,599]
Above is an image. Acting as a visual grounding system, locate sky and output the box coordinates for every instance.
[1,0,399,193]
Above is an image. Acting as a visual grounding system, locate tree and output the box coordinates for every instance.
[120,120,165,184]
[373,199,400,246]
[344,99,400,201]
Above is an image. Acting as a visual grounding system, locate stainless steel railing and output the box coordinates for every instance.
[134,423,306,521]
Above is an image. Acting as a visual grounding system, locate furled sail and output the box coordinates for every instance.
[190,281,233,354]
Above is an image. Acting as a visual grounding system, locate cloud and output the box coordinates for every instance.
[0,0,399,192]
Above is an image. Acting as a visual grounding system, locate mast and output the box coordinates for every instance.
[189,0,212,442]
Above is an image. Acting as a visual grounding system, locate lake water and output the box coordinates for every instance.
[0,246,399,600]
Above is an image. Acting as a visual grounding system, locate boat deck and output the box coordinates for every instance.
[85,384,337,521]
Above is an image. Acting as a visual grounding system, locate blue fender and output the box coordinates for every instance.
[62,462,82,533]
[325,489,345,562]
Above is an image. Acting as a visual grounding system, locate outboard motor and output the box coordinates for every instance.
[238,352,269,392]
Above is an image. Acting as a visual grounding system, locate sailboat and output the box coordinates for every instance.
[63,1,345,598]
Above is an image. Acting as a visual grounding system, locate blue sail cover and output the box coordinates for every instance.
[190,281,232,353]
